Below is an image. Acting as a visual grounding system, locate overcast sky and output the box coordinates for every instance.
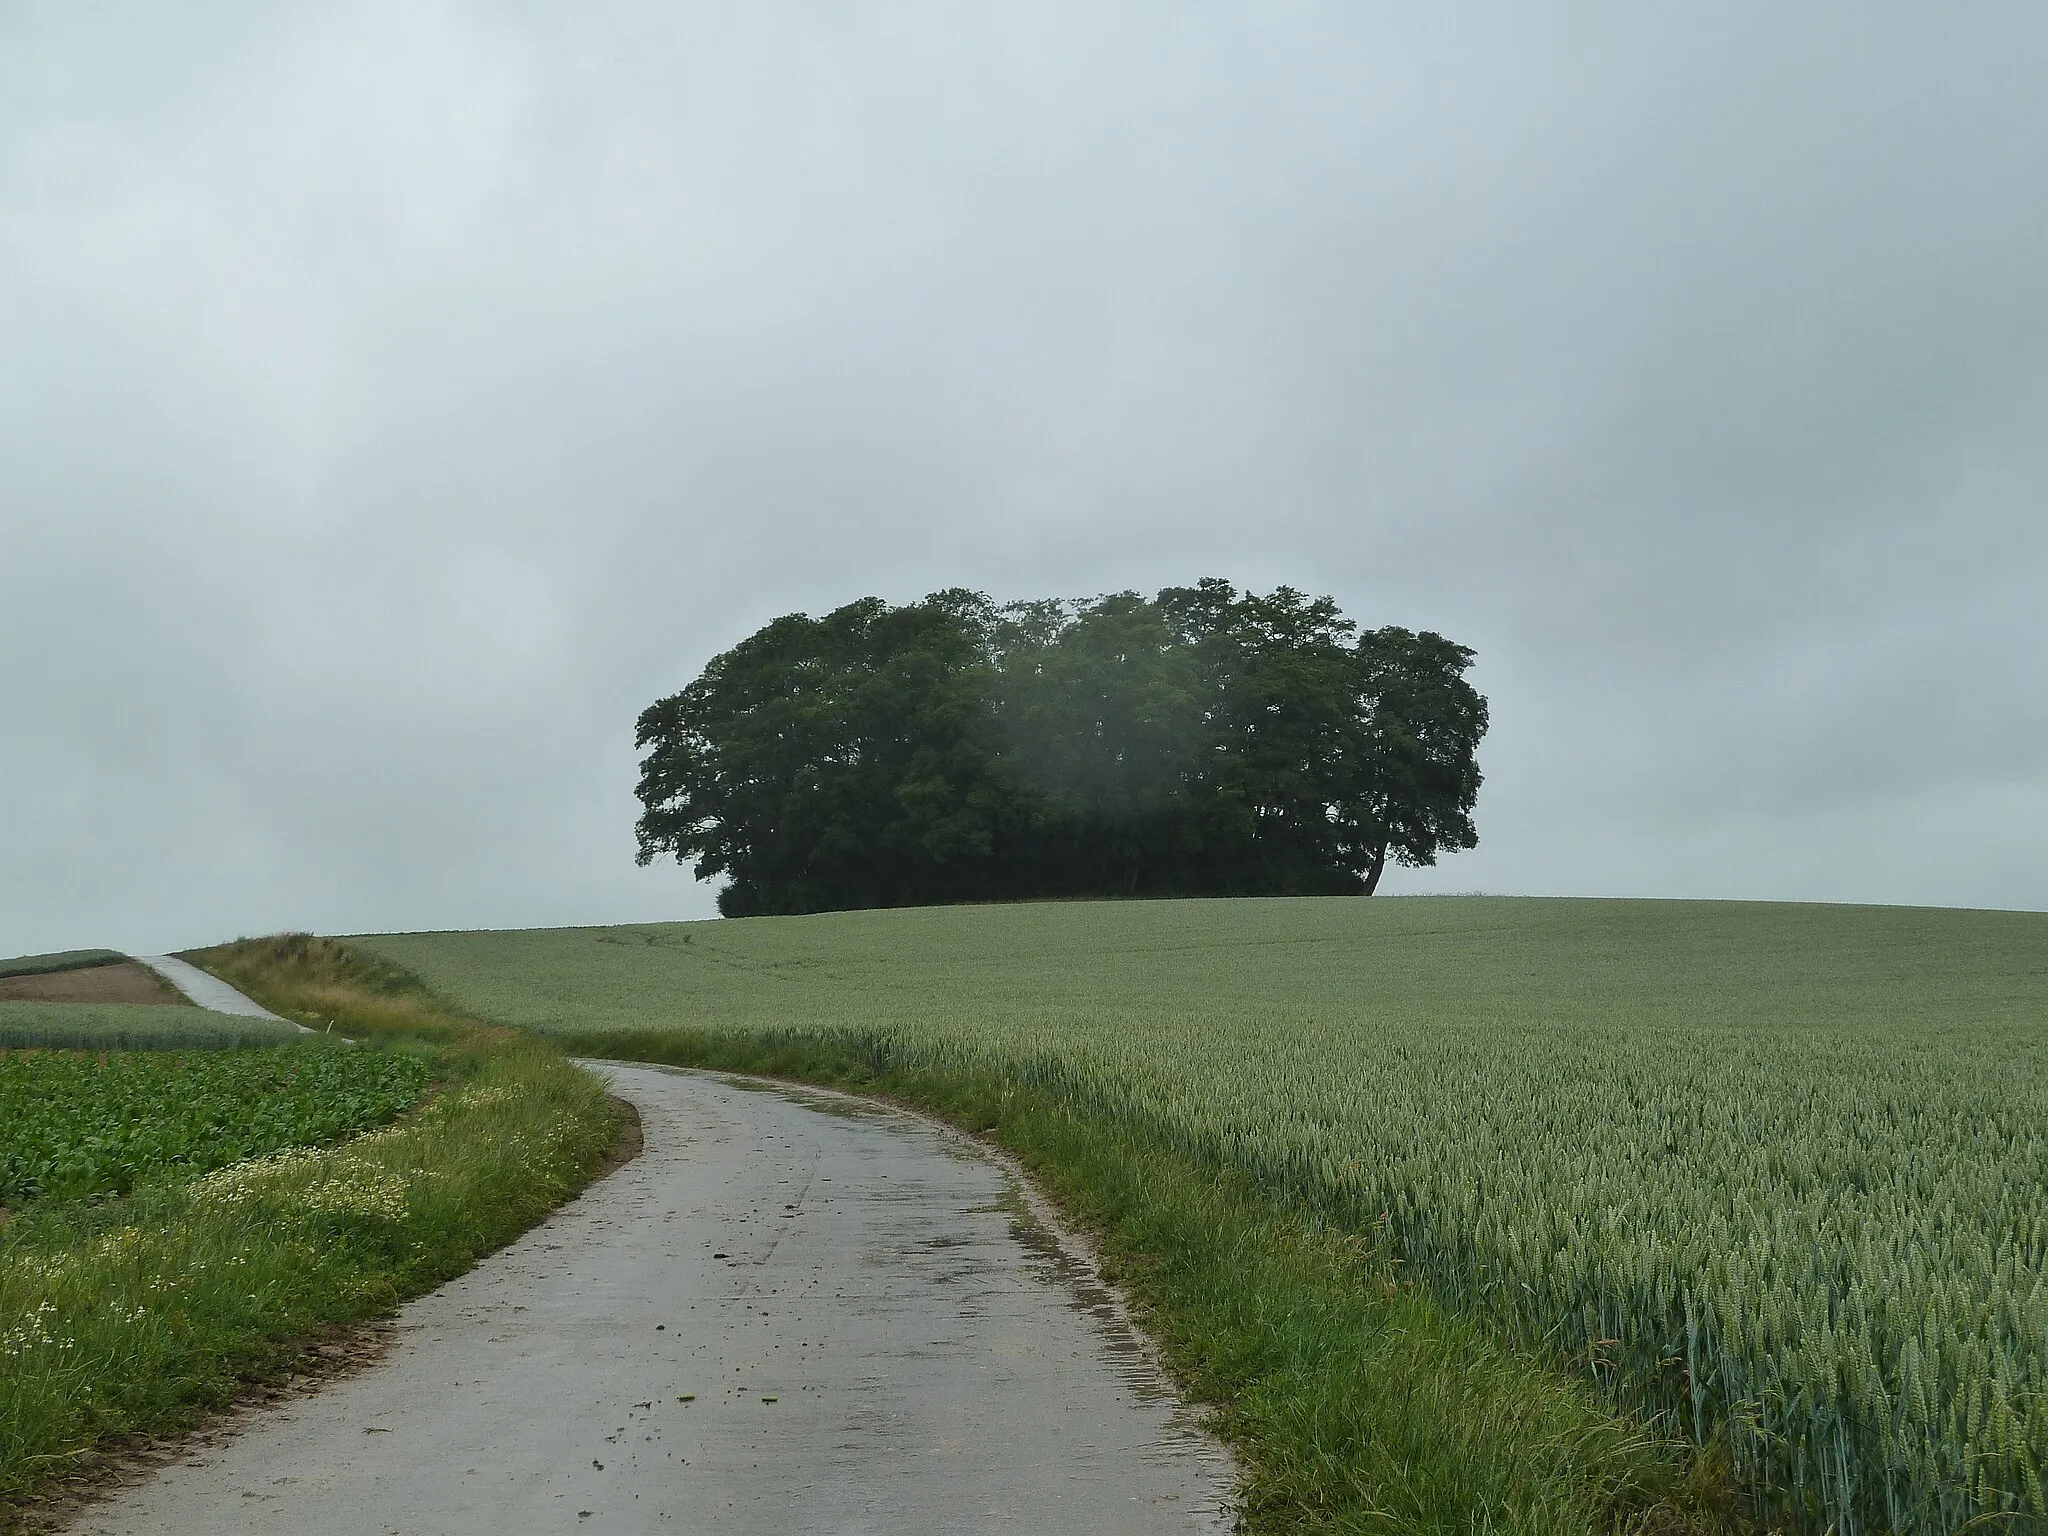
[3,3,2044,955]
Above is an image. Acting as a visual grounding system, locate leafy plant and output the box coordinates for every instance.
[0,1047,430,1206]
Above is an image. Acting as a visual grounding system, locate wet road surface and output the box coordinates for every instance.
[69,1064,1238,1534]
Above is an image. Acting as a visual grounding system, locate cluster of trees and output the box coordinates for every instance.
[634,580,1488,917]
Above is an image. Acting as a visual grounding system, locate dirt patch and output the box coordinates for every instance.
[0,963,190,1007]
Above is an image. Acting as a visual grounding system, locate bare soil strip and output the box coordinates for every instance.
[65,1064,1236,1534]
[0,964,189,1007]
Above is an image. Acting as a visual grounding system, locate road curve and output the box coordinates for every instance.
[68,1063,1238,1534]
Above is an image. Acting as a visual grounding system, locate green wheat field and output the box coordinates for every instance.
[361,895,2048,1533]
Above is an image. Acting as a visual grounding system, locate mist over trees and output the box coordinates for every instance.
[634,580,1488,917]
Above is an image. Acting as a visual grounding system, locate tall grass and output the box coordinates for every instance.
[183,933,472,1044]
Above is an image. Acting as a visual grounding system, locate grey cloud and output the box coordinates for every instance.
[3,2,2044,953]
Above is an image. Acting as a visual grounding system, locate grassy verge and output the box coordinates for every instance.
[0,938,621,1525]
[558,1024,1740,1535]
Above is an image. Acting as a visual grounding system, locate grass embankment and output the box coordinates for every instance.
[0,937,621,1522]
[361,897,2048,1534]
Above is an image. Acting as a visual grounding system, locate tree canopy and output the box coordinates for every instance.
[634,580,1488,916]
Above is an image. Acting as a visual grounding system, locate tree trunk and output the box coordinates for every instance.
[1362,840,1388,896]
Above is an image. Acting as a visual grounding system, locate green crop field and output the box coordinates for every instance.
[0,1002,309,1051]
[361,895,2048,1534]
[0,1044,431,1206]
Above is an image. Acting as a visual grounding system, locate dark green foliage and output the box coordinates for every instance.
[0,1047,430,1205]
[634,579,1488,914]
[0,950,126,981]
[634,591,1004,916]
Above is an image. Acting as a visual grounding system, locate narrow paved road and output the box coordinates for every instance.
[130,956,313,1029]
[71,1064,1237,1534]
